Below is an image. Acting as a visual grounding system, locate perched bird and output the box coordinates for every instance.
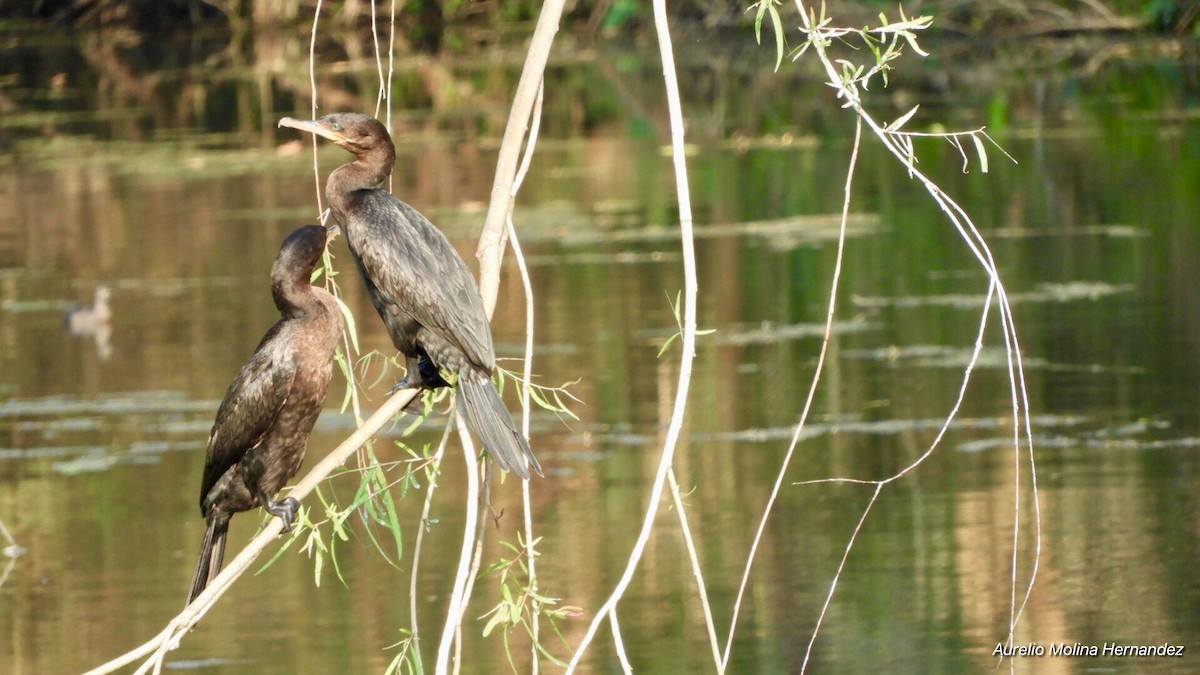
[188,225,343,605]
[278,112,541,479]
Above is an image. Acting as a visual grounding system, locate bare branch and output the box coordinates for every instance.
[565,0,699,669]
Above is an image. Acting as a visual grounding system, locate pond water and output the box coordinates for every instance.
[1,21,1199,675]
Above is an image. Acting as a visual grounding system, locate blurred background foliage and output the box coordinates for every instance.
[3,0,1197,45]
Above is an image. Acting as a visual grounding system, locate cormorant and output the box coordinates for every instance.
[188,224,343,605]
[278,112,541,480]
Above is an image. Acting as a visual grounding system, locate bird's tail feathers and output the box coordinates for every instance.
[187,515,230,606]
[459,372,542,479]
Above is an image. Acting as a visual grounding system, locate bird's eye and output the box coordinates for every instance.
[331,122,342,131]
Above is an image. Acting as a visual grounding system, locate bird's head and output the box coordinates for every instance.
[278,113,392,159]
[274,224,331,279]
[270,224,335,312]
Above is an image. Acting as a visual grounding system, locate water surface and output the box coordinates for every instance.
[1,24,1199,675]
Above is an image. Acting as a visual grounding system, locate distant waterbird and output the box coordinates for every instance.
[64,285,113,360]
[188,224,342,605]
[64,285,111,334]
[278,112,541,479]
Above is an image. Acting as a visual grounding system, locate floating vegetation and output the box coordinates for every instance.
[1,299,75,313]
[559,213,882,249]
[957,435,1077,453]
[494,341,580,356]
[15,416,105,433]
[0,444,110,460]
[572,412,1099,450]
[51,453,121,475]
[1024,281,1137,302]
[115,277,239,297]
[22,135,310,182]
[635,317,873,346]
[987,224,1148,240]
[163,656,258,670]
[961,433,1200,454]
[710,318,875,346]
[853,281,1136,309]
[841,343,1146,374]
[144,420,215,436]
[1083,419,1172,438]
[524,250,682,266]
[0,391,212,419]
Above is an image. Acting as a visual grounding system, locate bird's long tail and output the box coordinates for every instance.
[187,514,230,606]
[459,371,542,479]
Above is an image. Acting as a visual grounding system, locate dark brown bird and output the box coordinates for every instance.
[278,112,541,479]
[188,225,343,605]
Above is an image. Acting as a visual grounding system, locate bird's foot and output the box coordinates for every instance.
[264,496,300,532]
[387,376,418,395]
[387,383,432,415]
[388,356,451,396]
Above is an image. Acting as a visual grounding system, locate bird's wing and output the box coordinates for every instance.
[199,324,297,507]
[353,194,495,368]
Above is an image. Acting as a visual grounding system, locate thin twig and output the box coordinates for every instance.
[722,109,861,672]
[564,0,697,669]
[457,460,491,675]
[0,517,19,551]
[436,414,482,675]
[370,0,384,118]
[409,421,456,673]
[667,469,723,673]
[783,4,1039,669]
[307,0,324,218]
[507,80,546,672]
[608,607,633,675]
[387,0,396,135]
[801,483,882,669]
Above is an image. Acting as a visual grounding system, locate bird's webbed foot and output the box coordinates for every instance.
[389,355,451,395]
[263,495,300,532]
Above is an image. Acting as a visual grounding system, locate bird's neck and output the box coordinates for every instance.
[326,150,394,214]
[273,280,330,320]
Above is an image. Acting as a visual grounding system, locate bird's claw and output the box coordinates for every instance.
[266,496,300,532]
[387,376,416,396]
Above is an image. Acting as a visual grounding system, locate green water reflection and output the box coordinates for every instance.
[1,25,1199,675]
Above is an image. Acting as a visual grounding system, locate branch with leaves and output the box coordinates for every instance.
[730,3,1038,672]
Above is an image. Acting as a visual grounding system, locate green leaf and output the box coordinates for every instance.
[753,0,768,44]
[334,295,359,354]
[886,105,920,132]
[482,607,505,637]
[336,348,354,413]
[971,133,989,173]
[313,545,324,587]
[768,3,785,72]
[657,332,679,358]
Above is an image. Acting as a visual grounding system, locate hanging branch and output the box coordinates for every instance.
[506,80,548,671]
[725,4,1036,672]
[565,0,699,669]
[475,0,566,311]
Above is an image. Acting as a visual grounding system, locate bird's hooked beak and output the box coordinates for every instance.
[278,117,346,144]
